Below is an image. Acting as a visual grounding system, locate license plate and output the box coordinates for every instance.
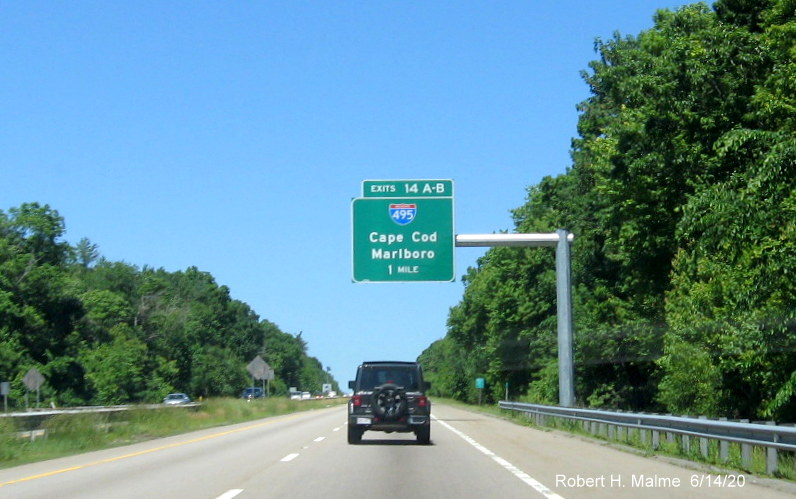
[356,417,371,425]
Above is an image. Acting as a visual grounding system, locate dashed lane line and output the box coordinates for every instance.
[215,489,243,499]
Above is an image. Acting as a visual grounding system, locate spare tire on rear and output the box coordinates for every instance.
[371,384,407,421]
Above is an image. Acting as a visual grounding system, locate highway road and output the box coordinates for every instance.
[1,402,794,498]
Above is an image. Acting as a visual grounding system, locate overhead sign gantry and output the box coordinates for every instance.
[350,179,575,407]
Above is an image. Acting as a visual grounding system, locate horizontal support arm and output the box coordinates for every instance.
[455,233,574,247]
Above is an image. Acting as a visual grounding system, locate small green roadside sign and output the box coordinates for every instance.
[352,179,455,282]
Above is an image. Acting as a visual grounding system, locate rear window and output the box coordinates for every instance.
[358,365,419,391]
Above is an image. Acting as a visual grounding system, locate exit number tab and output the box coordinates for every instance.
[362,179,453,198]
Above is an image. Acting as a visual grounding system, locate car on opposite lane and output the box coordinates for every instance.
[163,393,191,405]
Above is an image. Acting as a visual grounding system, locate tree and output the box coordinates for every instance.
[429,1,796,419]
[71,238,100,270]
[0,201,337,406]
[659,0,796,419]
[80,325,151,404]
[190,345,247,398]
[418,338,470,400]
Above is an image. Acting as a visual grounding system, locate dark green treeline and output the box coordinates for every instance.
[421,0,796,421]
[0,203,337,407]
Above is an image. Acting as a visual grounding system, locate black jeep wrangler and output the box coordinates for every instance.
[347,361,431,444]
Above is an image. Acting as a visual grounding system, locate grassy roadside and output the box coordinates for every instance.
[431,397,507,418]
[432,398,796,483]
[0,397,346,469]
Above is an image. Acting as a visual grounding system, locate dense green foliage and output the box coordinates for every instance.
[0,203,338,407]
[421,0,796,420]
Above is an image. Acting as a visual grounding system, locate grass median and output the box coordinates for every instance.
[0,397,346,469]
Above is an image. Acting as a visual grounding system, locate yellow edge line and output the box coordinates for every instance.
[0,413,305,488]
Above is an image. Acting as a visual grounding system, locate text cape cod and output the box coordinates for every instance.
[368,231,439,260]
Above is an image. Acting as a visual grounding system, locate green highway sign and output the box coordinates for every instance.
[352,179,454,282]
[362,179,453,198]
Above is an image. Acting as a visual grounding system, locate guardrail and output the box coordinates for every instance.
[2,403,201,440]
[2,405,134,419]
[499,401,796,475]
[1,403,200,418]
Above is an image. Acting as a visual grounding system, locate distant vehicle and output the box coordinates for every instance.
[241,387,264,399]
[347,361,431,444]
[163,393,191,405]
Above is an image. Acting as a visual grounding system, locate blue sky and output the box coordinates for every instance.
[2,1,689,391]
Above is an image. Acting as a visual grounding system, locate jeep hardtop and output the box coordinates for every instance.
[347,361,431,444]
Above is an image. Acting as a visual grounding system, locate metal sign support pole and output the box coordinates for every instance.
[555,229,575,407]
[455,230,575,407]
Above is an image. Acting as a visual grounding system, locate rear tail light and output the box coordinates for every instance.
[417,396,428,407]
[352,395,362,407]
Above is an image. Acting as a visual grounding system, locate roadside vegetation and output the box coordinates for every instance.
[0,202,339,408]
[421,0,796,422]
[0,397,345,469]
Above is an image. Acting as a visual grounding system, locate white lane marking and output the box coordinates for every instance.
[434,417,565,499]
[333,427,341,432]
[281,434,327,465]
[216,489,243,499]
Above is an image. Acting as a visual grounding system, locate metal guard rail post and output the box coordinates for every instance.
[499,401,796,475]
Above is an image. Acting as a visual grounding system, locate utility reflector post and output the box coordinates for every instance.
[455,230,575,408]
